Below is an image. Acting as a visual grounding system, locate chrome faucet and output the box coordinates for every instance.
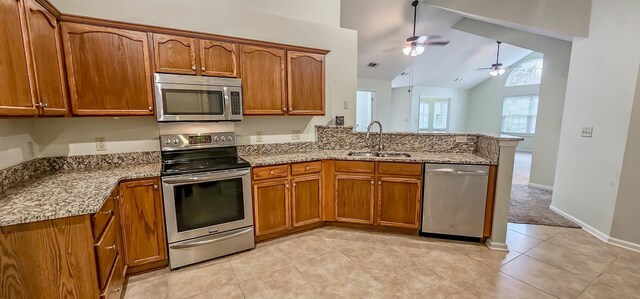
[366,121,384,152]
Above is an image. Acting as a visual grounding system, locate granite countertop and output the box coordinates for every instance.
[240,150,493,167]
[0,163,161,227]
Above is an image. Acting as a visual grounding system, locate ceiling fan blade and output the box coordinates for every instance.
[477,67,492,70]
[416,36,428,43]
[424,41,450,46]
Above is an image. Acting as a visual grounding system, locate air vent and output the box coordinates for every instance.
[400,72,410,76]
[454,78,463,82]
[367,62,379,68]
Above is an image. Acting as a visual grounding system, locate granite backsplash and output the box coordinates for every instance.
[0,151,160,193]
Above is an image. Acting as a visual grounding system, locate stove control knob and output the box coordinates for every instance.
[221,136,226,141]
[163,139,171,145]
[172,138,179,145]
[213,136,219,142]
[227,136,233,141]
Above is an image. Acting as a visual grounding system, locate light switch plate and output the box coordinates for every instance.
[95,137,107,151]
[581,127,593,138]
[343,100,349,109]
[292,130,301,140]
[27,142,35,157]
[256,131,263,143]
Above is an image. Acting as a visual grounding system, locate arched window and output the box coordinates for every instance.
[505,58,543,87]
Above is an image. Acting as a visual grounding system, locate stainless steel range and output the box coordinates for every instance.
[160,131,254,269]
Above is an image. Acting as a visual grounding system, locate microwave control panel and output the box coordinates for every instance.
[161,132,236,151]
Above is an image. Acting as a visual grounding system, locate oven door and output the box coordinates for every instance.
[155,82,228,122]
[162,168,253,243]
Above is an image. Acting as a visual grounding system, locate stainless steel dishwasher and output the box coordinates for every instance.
[422,163,489,238]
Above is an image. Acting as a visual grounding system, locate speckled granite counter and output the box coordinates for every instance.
[0,163,161,227]
[240,150,493,167]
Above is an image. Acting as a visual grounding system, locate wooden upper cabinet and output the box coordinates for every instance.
[118,178,167,271]
[335,174,375,224]
[200,40,238,77]
[24,0,67,116]
[377,177,422,229]
[240,45,286,115]
[287,51,325,115]
[0,0,37,116]
[152,33,196,75]
[291,174,322,227]
[61,23,154,116]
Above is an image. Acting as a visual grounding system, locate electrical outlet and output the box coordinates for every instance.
[581,127,593,138]
[343,100,349,109]
[455,136,468,143]
[256,131,263,143]
[292,130,301,140]
[95,137,107,151]
[27,142,35,157]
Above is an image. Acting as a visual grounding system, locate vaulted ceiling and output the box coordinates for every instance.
[341,0,533,89]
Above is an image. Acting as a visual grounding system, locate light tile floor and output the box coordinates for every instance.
[124,224,640,299]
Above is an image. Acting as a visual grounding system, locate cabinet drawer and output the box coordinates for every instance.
[91,193,115,240]
[95,218,118,289]
[335,161,375,174]
[253,164,289,181]
[291,161,322,176]
[100,254,124,299]
[378,162,422,176]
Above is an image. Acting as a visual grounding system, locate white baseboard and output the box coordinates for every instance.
[550,205,640,253]
[527,183,553,191]
[486,239,509,252]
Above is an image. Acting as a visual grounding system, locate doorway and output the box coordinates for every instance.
[356,90,375,131]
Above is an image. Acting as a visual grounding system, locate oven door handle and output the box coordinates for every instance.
[169,228,253,249]
[163,169,250,184]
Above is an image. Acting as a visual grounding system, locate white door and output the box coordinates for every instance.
[356,90,375,131]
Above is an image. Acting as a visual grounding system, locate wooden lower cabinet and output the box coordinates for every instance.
[118,178,168,274]
[335,174,375,224]
[377,176,422,228]
[291,174,322,227]
[253,179,290,236]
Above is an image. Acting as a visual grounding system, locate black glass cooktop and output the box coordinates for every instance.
[161,147,250,176]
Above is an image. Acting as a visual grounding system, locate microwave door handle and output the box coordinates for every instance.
[223,86,231,119]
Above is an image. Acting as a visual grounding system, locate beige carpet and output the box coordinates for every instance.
[509,184,580,228]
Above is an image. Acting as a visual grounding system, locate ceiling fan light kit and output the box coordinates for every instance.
[482,41,508,76]
[402,0,449,56]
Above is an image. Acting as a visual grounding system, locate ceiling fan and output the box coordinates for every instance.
[477,41,514,76]
[403,0,450,56]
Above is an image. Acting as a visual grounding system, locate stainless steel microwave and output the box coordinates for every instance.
[154,73,243,122]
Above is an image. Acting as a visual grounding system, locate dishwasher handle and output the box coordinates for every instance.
[425,168,488,176]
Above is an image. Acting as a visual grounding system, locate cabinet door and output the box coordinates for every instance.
[0,0,37,116]
[335,175,375,224]
[287,51,324,115]
[377,177,421,228]
[24,0,68,115]
[152,33,196,75]
[61,23,154,116]
[240,45,286,115]
[200,40,237,77]
[119,178,167,269]
[291,174,322,227]
[253,179,290,236]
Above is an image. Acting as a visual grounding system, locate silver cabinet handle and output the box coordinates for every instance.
[370,180,374,185]
[270,170,275,175]
[305,166,310,171]
[191,66,196,71]
[98,210,113,216]
[169,228,253,249]
[148,106,153,111]
[201,67,206,71]
[153,184,158,189]
[104,245,117,251]
[282,107,287,112]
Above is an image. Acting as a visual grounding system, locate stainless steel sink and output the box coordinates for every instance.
[378,152,411,158]
[347,151,411,158]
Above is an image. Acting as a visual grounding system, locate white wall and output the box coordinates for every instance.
[357,78,393,127]
[456,18,571,188]
[610,64,640,246]
[425,0,591,40]
[466,52,542,152]
[552,0,640,239]
[19,0,357,149]
[388,86,469,132]
[0,120,36,169]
